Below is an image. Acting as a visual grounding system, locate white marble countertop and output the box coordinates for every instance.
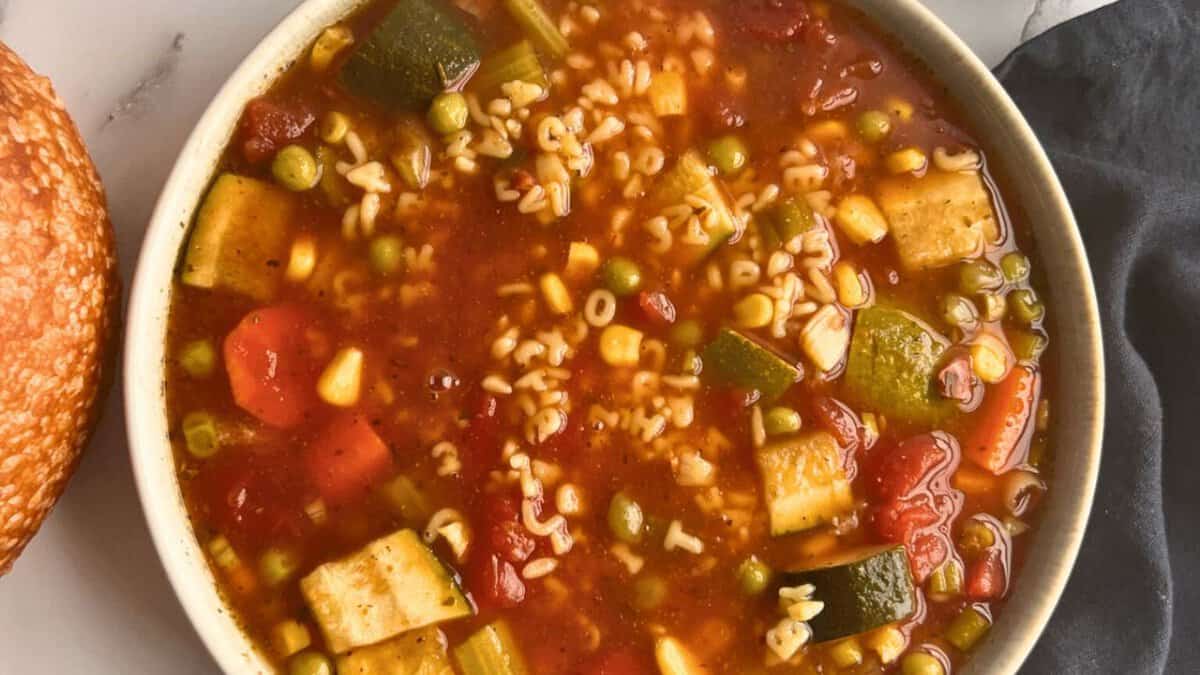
[0,1,1113,672]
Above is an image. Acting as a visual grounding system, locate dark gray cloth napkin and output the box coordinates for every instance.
[994,1,1199,672]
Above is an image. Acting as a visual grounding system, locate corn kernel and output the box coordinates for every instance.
[564,241,600,279]
[270,620,311,658]
[320,111,350,144]
[885,147,928,174]
[540,272,574,315]
[317,347,363,407]
[599,324,643,367]
[208,535,239,570]
[804,120,849,143]
[832,261,868,307]
[970,333,1012,384]
[885,96,915,122]
[864,625,907,664]
[733,293,774,329]
[834,195,889,245]
[829,638,864,668]
[285,234,317,282]
[310,25,354,73]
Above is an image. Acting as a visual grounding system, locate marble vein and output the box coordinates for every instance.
[104,32,185,127]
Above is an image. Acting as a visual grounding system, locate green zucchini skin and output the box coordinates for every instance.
[700,329,801,402]
[780,545,916,642]
[340,0,481,111]
[843,305,952,424]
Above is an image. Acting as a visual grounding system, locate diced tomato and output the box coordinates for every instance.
[468,552,526,609]
[638,290,677,325]
[223,304,321,428]
[239,97,316,164]
[964,365,1041,474]
[304,413,394,505]
[583,648,649,675]
[194,449,309,545]
[965,548,1009,600]
[481,495,536,564]
[865,433,964,582]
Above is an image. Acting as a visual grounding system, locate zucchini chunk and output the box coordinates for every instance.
[453,620,530,675]
[300,529,473,653]
[470,40,548,96]
[779,545,916,642]
[340,0,480,110]
[843,306,953,424]
[180,173,293,301]
[653,151,739,265]
[875,170,1000,271]
[755,431,853,536]
[336,626,454,675]
[700,329,801,402]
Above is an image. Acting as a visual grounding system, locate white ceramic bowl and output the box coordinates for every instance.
[125,1,1105,672]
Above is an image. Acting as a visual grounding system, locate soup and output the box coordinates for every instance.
[165,1,1053,673]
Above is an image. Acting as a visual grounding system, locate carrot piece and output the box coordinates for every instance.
[304,413,394,505]
[952,464,997,495]
[223,304,321,428]
[964,365,1041,474]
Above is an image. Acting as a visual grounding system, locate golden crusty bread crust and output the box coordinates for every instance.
[0,42,117,573]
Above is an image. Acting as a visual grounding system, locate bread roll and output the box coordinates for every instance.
[0,41,118,573]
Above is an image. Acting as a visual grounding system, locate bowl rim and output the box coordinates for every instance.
[124,1,1105,673]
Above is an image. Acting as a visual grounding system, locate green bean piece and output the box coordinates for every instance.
[179,339,217,378]
[958,519,995,558]
[1000,252,1031,283]
[1009,329,1049,362]
[260,547,301,587]
[928,560,963,596]
[182,412,220,459]
[289,650,334,675]
[633,575,668,611]
[944,606,991,651]
[602,256,643,297]
[901,651,946,675]
[669,319,705,348]
[940,293,979,330]
[763,407,802,436]
[427,91,469,135]
[368,235,406,276]
[607,492,644,544]
[1008,289,1045,324]
[958,260,1004,295]
[856,109,893,143]
[735,556,772,596]
[272,145,320,191]
[706,135,749,175]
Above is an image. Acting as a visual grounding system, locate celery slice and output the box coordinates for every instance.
[502,0,568,60]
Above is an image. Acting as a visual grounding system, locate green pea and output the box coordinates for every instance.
[289,650,334,675]
[706,135,749,175]
[178,339,216,378]
[1008,288,1045,324]
[1000,252,1031,283]
[260,547,300,587]
[633,575,668,611]
[427,91,469,135]
[182,411,220,459]
[669,319,704,348]
[272,145,320,191]
[940,293,979,330]
[602,257,643,297]
[856,109,893,143]
[608,492,644,544]
[1009,329,1048,362]
[763,407,802,436]
[958,260,1004,295]
[901,651,946,675]
[979,293,1007,322]
[735,556,772,596]
[368,235,406,276]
